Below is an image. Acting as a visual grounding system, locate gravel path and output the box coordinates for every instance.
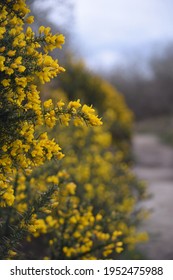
[133,134,173,260]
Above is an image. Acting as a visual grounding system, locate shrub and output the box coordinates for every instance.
[0,0,148,260]
[0,0,101,259]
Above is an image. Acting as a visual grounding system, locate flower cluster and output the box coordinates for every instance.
[43,98,102,128]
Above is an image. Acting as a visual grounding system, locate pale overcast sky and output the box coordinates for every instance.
[73,0,173,70]
[36,0,173,71]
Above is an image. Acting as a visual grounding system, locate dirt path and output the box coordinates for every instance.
[132,134,173,259]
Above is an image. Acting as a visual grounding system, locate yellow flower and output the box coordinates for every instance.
[0,62,5,71]
[46,176,59,184]
[63,247,73,258]
[15,77,27,87]
[9,28,17,36]
[57,100,65,109]
[73,118,84,126]
[96,213,102,221]
[7,50,16,57]
[1,79,10,87]
[60,114,71,126]
[26,16,34,24]
[18,65,26,73]
[81,104,95,115]
[0,27,6,39]
[38,26,45,34]
[2,189,15,206]
[43,55,54,66]
[43,99,53,109]
[88,114,103,126]
[66,182,77,195]
[15,56,22,65]
[5,67,14,75]
[8,250,17,257]
[0,46,5,52]
[81,104,103,126]
[68,99,81,110]
[9,16,18,25]
[116,247,124,253]
[55,34,65,48]
[45,111,57,128]
[49,240,54,245]
[44,27,51,36]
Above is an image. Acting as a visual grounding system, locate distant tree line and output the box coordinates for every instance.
[108,44,173,120]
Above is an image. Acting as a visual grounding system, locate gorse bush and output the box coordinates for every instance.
[0,0,102,259]
[30,90,147,260]
[7,120,148,260]
[0,0,102,206]
[0,0,148,259]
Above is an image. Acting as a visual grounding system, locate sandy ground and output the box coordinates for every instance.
[132,134,173,260]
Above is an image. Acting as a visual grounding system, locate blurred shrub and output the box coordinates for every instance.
[56,60,133,153]
[9,105,148,259]
[16,88,148,260]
